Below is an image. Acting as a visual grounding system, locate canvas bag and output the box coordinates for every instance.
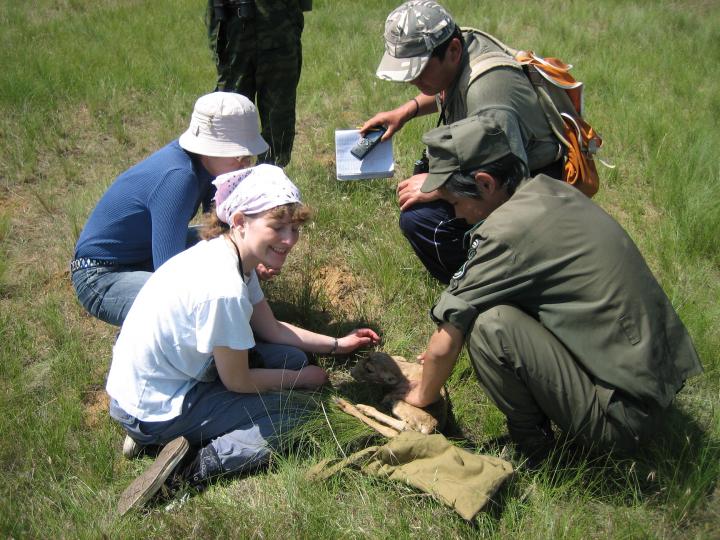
[306,431,514,521]
[465,28,604,198]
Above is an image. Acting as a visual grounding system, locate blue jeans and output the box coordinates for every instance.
[71,226,204,326]
[72,265,152,327]
[110,343,313,475]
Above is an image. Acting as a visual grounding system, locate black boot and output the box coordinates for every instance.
[508,420,555,469]
[181,445,224,490]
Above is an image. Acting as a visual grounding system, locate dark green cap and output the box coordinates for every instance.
[420,111,528,193]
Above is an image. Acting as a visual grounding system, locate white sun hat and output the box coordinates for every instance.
[178,92,269,157]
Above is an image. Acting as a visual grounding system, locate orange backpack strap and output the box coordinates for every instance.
[514,51,584,115]
[561,114,601,198]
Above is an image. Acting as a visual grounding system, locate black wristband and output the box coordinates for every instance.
[409,97,420,119]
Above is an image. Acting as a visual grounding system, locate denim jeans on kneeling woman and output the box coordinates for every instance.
[71,265,152,327]
[72,226,204,326]
[110,343,312,476]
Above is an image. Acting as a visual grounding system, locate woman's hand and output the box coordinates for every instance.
[295,365,329,390]
[256,263,280,281]
[335,328,381,354]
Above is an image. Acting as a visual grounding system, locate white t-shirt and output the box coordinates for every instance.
[106,236,264,422]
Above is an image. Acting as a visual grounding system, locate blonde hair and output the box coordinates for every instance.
[200,202,312,240]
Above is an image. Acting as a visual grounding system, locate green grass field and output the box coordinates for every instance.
[1,0,719,537]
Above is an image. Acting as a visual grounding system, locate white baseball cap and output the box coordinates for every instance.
[178,92,269,157]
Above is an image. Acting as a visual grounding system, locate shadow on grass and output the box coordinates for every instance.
[269,298,380,343]
[638,405,719,523]
[470,403,719,526]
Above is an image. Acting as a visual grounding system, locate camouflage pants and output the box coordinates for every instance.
[207,7,303,167]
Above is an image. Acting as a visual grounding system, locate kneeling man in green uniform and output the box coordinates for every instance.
[401,113,703,462]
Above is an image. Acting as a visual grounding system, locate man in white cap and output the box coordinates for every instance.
[71,92,269,327]
[361,1,563,284]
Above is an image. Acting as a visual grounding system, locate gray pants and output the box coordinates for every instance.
[110,343,314,475]
[467,305,659,453]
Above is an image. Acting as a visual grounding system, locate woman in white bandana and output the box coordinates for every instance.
[107,165,380,514]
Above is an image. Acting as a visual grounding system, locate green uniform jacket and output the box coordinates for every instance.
[432,175,702,409]
[441,30,560,173]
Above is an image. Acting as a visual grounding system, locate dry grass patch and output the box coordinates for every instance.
[82,386,109,429]
[315,263,376,321]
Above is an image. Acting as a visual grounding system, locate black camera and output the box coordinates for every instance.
[413,149,429,175]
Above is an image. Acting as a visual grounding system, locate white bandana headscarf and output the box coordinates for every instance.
[213,164,301,225]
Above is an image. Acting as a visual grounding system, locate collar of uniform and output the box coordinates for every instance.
[462,220,484,249]
[459,177,532,255]
[437,42,470,125]
[515,176,534,194]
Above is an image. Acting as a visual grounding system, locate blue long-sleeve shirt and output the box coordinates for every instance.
[74,140,214,270]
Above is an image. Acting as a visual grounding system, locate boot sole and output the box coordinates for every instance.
[118,436,189,516]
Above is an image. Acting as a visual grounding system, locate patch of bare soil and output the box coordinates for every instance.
[315,264,367,318]
[83,386,109,429]
[316,263,383,328]
[306,264,383,387]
